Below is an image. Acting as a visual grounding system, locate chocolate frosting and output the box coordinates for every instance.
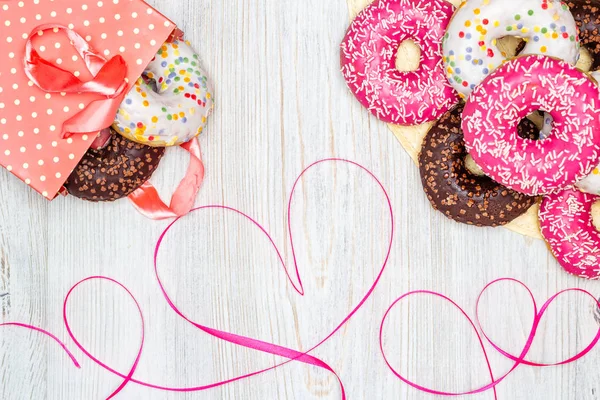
[419,105,539,227]
[65,130,165,202]
[568,0,600,70]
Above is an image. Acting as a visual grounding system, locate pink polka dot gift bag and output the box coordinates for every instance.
[0,0,177,202]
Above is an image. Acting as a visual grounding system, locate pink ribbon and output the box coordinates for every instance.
[0,323,80,368]
[127,138,205,220]
[380,278,600,399]
[1,160,599,398]
[24,24,129,137]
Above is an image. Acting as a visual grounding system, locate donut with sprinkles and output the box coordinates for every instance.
[113,40,214,147]
[340,0,458,125]
[443,0,580,99]
[64,128,165,202]
[539,187,600,279]
[567,0,600,70]
[419,104,538,227]
[462,55,600,196]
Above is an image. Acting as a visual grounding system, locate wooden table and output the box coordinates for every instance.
[1,0,599,398]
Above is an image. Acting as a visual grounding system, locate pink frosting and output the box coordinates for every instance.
[340,0,458,125]
[539,187,600,279]
[462,55,600,196]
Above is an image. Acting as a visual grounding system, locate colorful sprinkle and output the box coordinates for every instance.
[442,0,580,98]
[113,40,215,147]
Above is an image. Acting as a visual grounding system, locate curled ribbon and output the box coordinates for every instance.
[127,138,206,220]
[380,278,600,399]
[24,24,129,137]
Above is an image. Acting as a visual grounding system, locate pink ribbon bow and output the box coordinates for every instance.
[24,24,129,137]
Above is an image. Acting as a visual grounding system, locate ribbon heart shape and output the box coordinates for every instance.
[2,158,395,399]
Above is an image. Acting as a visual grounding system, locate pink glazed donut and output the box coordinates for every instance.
[539,187,600,279]
[462,55,600,196]
[340,0,458,125]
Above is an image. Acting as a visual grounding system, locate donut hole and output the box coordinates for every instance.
[395,39,421,72]
[515,111,550,141]
[495,36,526,58]
[142,74,159,92]
[464,154,486,176]
[592,200,600,231]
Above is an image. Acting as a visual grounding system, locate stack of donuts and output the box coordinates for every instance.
[64,37,213,202]
[341,0,600,279]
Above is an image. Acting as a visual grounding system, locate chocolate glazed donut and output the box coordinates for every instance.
[65,129,165,202]
[568,0,600,70]
[419,105,538,227]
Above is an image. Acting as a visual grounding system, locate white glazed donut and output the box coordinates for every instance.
[442,0,580,99]
[113,40,214,147]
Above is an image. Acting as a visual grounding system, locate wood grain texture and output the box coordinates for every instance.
[1,0,600,399]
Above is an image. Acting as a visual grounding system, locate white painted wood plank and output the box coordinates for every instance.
[1,0,599,399]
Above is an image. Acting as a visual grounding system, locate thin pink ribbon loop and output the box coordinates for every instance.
[23,24,129,137]
[379,278,600,399]
[475,279,600,367]
[63,277,145,400]
[127,138,205,220]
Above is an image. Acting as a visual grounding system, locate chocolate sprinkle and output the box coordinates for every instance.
[418,105,538,227]
[65,130,165,202]
[568,0,600,70]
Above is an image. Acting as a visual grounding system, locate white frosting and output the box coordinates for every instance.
[113,40,214,147]
[442,0,580,99]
